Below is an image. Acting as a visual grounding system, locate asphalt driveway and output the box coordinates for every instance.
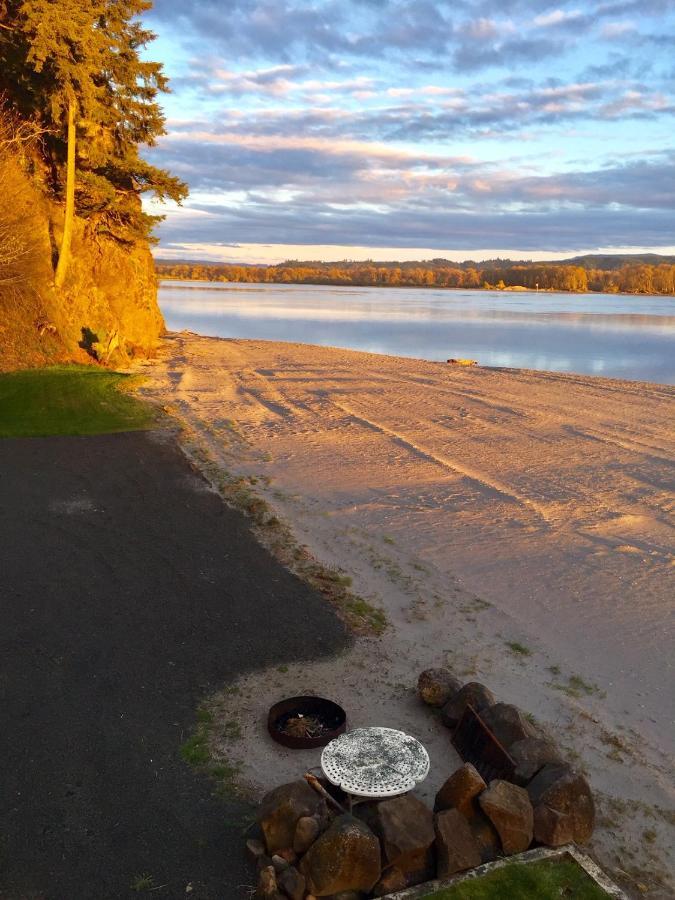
[0,430,349,899]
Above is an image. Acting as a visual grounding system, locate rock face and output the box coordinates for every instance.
[510,738,563,786]
[299,814,381,896]
[527,765,595,846]
[434,764,487,816]
[478,780,533,855]
[0,152,164,372]
[434,809,482,877]
[418,669,462,708]
[258,781,326,855]
[479,703,538,750]
[441,682,496,729]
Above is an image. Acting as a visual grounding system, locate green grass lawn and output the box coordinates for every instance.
[0,366,156,437]
[422,858,610,900]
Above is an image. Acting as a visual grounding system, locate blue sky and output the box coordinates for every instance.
[144,0,675,263]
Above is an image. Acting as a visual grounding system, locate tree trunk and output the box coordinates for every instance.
[54,99,76,288]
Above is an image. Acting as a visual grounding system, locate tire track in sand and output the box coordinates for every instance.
[331,398,553,525]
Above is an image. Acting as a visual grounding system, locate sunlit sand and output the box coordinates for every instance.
[140,331,675,889]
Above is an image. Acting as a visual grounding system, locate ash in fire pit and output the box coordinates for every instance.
[268,696,346,749]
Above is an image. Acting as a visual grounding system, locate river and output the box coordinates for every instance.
[158,281,675,384]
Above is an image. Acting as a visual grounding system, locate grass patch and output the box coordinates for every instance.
[0,365,155,437]
[421,858,610,899]
[551,673,603,699]
[345,598,387,635]
[180,702,244,799]
[130,873,156,892]
[569,674,598,696]
[506,640,532,657]
[180,731,211,767]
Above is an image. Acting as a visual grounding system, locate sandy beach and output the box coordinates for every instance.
[139,332,674,895]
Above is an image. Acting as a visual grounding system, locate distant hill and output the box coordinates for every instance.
[155,253,675,271]
[559,253,675,270]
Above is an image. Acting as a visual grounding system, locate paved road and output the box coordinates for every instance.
[0,431,349,899]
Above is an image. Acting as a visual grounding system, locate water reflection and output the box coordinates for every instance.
[159,281,675,384]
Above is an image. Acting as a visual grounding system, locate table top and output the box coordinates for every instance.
[320,726,430,798]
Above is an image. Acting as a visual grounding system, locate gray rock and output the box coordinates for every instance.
[440,682,496,729]
[478,779,534,855]
[418,668,462,707]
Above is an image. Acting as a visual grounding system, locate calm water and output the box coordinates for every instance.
[159,281,675,384]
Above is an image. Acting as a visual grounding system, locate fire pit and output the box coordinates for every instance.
[268,696,346,749]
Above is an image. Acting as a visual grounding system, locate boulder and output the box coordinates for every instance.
[256,865,280,899]
[479,703,538,750]
[299,814,381,896]
[364,794,434,880]
[432,764,499,863]
[468,810,501,864]
[418,668,462,707]
[258,780,325,855]
[434,809,482,877]
[272,855,290,874]
[372,867,408,897]
[510,738,563,786]
[478,779,533,855]
[277,866,306,900]
[434,763,486,817]
[440,682,495,729]
[294,815,321,854]
[323,894,365,900]
[527,764,595,846]
[246,838,267,865]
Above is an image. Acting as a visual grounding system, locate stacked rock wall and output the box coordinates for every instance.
[248,669,596,899]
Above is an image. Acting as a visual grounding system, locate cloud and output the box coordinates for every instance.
[155,199,675,253]
[145,1,675,255]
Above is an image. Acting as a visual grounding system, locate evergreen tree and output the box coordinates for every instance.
[0,0,187,285]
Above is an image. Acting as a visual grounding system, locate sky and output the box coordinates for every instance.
[144,0,675,263]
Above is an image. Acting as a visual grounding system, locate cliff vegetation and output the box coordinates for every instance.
[0,0,187,371]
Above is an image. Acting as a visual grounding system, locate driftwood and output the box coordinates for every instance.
[303,772,347,814]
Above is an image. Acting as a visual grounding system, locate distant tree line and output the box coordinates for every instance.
[156,259,675,295]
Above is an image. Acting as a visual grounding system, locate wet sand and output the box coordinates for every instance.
[139,332,675,896]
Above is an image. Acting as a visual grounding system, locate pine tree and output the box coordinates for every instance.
[0,0,187,285]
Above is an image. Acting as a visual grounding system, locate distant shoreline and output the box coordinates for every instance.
[158,276,675,298]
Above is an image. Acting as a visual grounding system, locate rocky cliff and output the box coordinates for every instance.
[0,148,164,372]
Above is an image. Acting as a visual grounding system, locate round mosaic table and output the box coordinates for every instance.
[320,726,430,799]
